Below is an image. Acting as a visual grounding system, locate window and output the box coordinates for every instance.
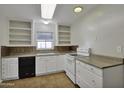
[37,32,54,49]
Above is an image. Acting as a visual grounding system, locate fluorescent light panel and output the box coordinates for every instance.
[41,4,56,19]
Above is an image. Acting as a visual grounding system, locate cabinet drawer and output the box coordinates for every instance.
[79,66,103,88]
[88,72,103,88]
[76,60,102,77]
[36,56,48,61]
[2,58,18,62]
[86,64,103,77]
[82,70,103,88]
[76,60,87,69]
[76,75,91,88]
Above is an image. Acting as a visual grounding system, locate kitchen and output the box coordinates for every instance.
[0,4,124,88]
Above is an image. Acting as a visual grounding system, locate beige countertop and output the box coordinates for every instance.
[2,52,123,69]
[76,55,124,69]
[2,51,76,58]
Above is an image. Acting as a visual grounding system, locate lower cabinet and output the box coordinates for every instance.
[76,60,124,88]
[64,55,76,84]
[36,55,65,76]
[2,55,123,88]
[2,58,18,80]
[35,56,47,76]
[2,55,65,81]
[56,55,65,71]
[46,56,57,73]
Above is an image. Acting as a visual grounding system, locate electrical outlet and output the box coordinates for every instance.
[116,46,122,53]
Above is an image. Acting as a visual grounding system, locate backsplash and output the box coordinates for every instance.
[1,46,36,56]
[1,45,78,57]
[54,45,78,52]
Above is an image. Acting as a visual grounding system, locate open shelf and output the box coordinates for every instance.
[58,25,71,45]
[9,33,31,36]
[9,39,31,42]
[9,27,31,31]
[9,20,32,45]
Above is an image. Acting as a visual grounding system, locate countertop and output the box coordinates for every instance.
[2,52,124,69]
[76,55,124,69]
[2,51,76,58]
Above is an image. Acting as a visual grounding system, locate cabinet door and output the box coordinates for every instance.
[2,61,8,80]
[2,58,18,80]
[46,56,57,73]
[65,57,75,75]
[76,60,103,88]
[56,55,65,71]
[36,57,47,75]
[7,62,18,79]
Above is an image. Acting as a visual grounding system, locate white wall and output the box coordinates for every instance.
[0,4,41,46]
[71,5,124,58]
[34,20,57,32]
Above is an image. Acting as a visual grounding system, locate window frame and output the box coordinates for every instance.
[36,32,54,50]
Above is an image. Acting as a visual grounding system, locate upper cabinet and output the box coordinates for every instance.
[8,19,35,46]
[56,25,71,46]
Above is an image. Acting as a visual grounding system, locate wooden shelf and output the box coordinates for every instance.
[9,33,31,36]
[9,39,31,42]
[59,31,70,33]
[5,45,35,47]
[9,27,31,31]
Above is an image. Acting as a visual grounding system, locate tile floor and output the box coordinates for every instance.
[0,72,78,88]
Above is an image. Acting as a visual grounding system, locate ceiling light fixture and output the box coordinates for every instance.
[41,4,56,19]
[74,6,83,13]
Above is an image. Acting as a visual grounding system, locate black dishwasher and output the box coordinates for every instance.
[19,56,35,79]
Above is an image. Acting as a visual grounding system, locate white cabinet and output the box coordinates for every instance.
[36,56,47,76]
[46,56,57,73]
[36,55,65,76]
[2,58,18,80]
[1,55,65,80]
[64,55,76,83]
[76,60,124,88]
[56,55,65,71]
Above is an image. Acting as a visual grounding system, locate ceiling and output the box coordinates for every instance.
[53,4,97,26]
[0,4,97,26]
[0,4,41,19]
